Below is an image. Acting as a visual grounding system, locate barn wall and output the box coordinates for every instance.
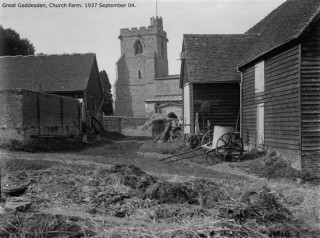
[301,18,320,173]
[242,45,301,167]
[0,89,81,143]
[86,58,103,118]
[242,66,256,148]
[193,83,240,134]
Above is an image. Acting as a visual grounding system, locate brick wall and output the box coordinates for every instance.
[0,90,24,142]
[0,89,81,143]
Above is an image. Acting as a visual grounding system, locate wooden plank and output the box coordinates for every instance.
[265,137,299,145]
[301,147,320,151]
[266,74,299,87]
[301,83,320,87]
[265,102,299,110]
[266,59,299,76]
[265,133,300,140]
[266,54,299,73]
[265,141,300,150]
[264,124,300,130]
[266,45,299,65]
[265,130,300,136]
[302,137,320,143]
[265,97,299,105]
[267,65,299,80]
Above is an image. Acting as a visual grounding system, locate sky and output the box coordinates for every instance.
[0,0,286,86]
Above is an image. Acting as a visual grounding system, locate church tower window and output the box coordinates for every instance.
[138,70,142,78]
[134,40,143,54]
[161,41,165,56]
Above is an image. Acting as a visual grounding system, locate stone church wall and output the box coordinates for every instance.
[114,17,180,118]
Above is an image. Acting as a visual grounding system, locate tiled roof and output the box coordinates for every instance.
[0,53,96,92]
[239,0,320,67]
[145,95,182,102]
[183,34,257,84]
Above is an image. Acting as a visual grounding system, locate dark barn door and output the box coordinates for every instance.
[193,83,240,134]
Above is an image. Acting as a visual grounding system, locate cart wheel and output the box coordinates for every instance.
[216,133,243,161]
[201,130,214,147]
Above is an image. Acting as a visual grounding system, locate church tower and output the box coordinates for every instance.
[114,17,169,117]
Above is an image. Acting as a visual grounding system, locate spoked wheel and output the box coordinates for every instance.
[201,129,214,148]
[216,133,244,161]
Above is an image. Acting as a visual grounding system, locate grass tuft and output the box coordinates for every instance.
[2,158,59,172]
[140,138,187,155]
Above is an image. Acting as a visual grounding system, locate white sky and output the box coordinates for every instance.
[0,0,286,86]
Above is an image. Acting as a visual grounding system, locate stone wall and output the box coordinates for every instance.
[155,76,182,95]
[0,89,81,143]
[114,17,170,118]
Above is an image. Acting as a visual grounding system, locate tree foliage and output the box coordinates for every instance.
[0,26,35,56]
[99,70,113,115]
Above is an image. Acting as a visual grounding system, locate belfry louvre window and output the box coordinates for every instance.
[161,41,165,56]
[134,40,143,54]
[255,61,265,93]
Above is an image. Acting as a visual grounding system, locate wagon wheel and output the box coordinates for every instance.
[201,129,214,147]
[216,133,243,161]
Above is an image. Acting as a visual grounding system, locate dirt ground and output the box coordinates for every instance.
[0,134,319,237]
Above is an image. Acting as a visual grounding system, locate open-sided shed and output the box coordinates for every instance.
[180,34,257,135]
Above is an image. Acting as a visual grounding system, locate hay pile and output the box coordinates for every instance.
[0,213,96,238]
[105,164,158,192]
[144,179,227,208]
[106,219,269,238]
[220,186,302,237]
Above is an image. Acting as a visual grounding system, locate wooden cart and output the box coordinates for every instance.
[159,126,244,163]
[200,126,244,161]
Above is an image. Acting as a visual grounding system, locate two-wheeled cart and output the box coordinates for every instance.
[159,126,244,163]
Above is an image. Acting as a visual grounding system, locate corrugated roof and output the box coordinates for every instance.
[145,95,182,102]
[0,53,96,92]
[239,0,320,67]
[183,34,257,84]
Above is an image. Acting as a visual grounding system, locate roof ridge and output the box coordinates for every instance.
[239,0,320,68]
[184,33,258,37]
[0,52,95,59]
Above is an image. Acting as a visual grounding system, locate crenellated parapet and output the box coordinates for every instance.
[119,17,167,41]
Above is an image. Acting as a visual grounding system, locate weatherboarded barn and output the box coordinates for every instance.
[237,0,320,173]
[0,53,103,122]
[180,34,257,134]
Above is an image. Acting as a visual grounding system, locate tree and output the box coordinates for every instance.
[0,25,35,56]
[99,70,113,115]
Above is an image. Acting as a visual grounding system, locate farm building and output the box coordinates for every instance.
[0,89,81,143]
[180,34,257,134]
[237,0,320,173]
[0,53,103,122]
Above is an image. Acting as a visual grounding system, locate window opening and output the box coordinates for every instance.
[161,41,165,56]
[255,61,265,93]
[135,40,143,54]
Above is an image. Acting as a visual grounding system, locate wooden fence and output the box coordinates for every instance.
[103,116,122,133]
